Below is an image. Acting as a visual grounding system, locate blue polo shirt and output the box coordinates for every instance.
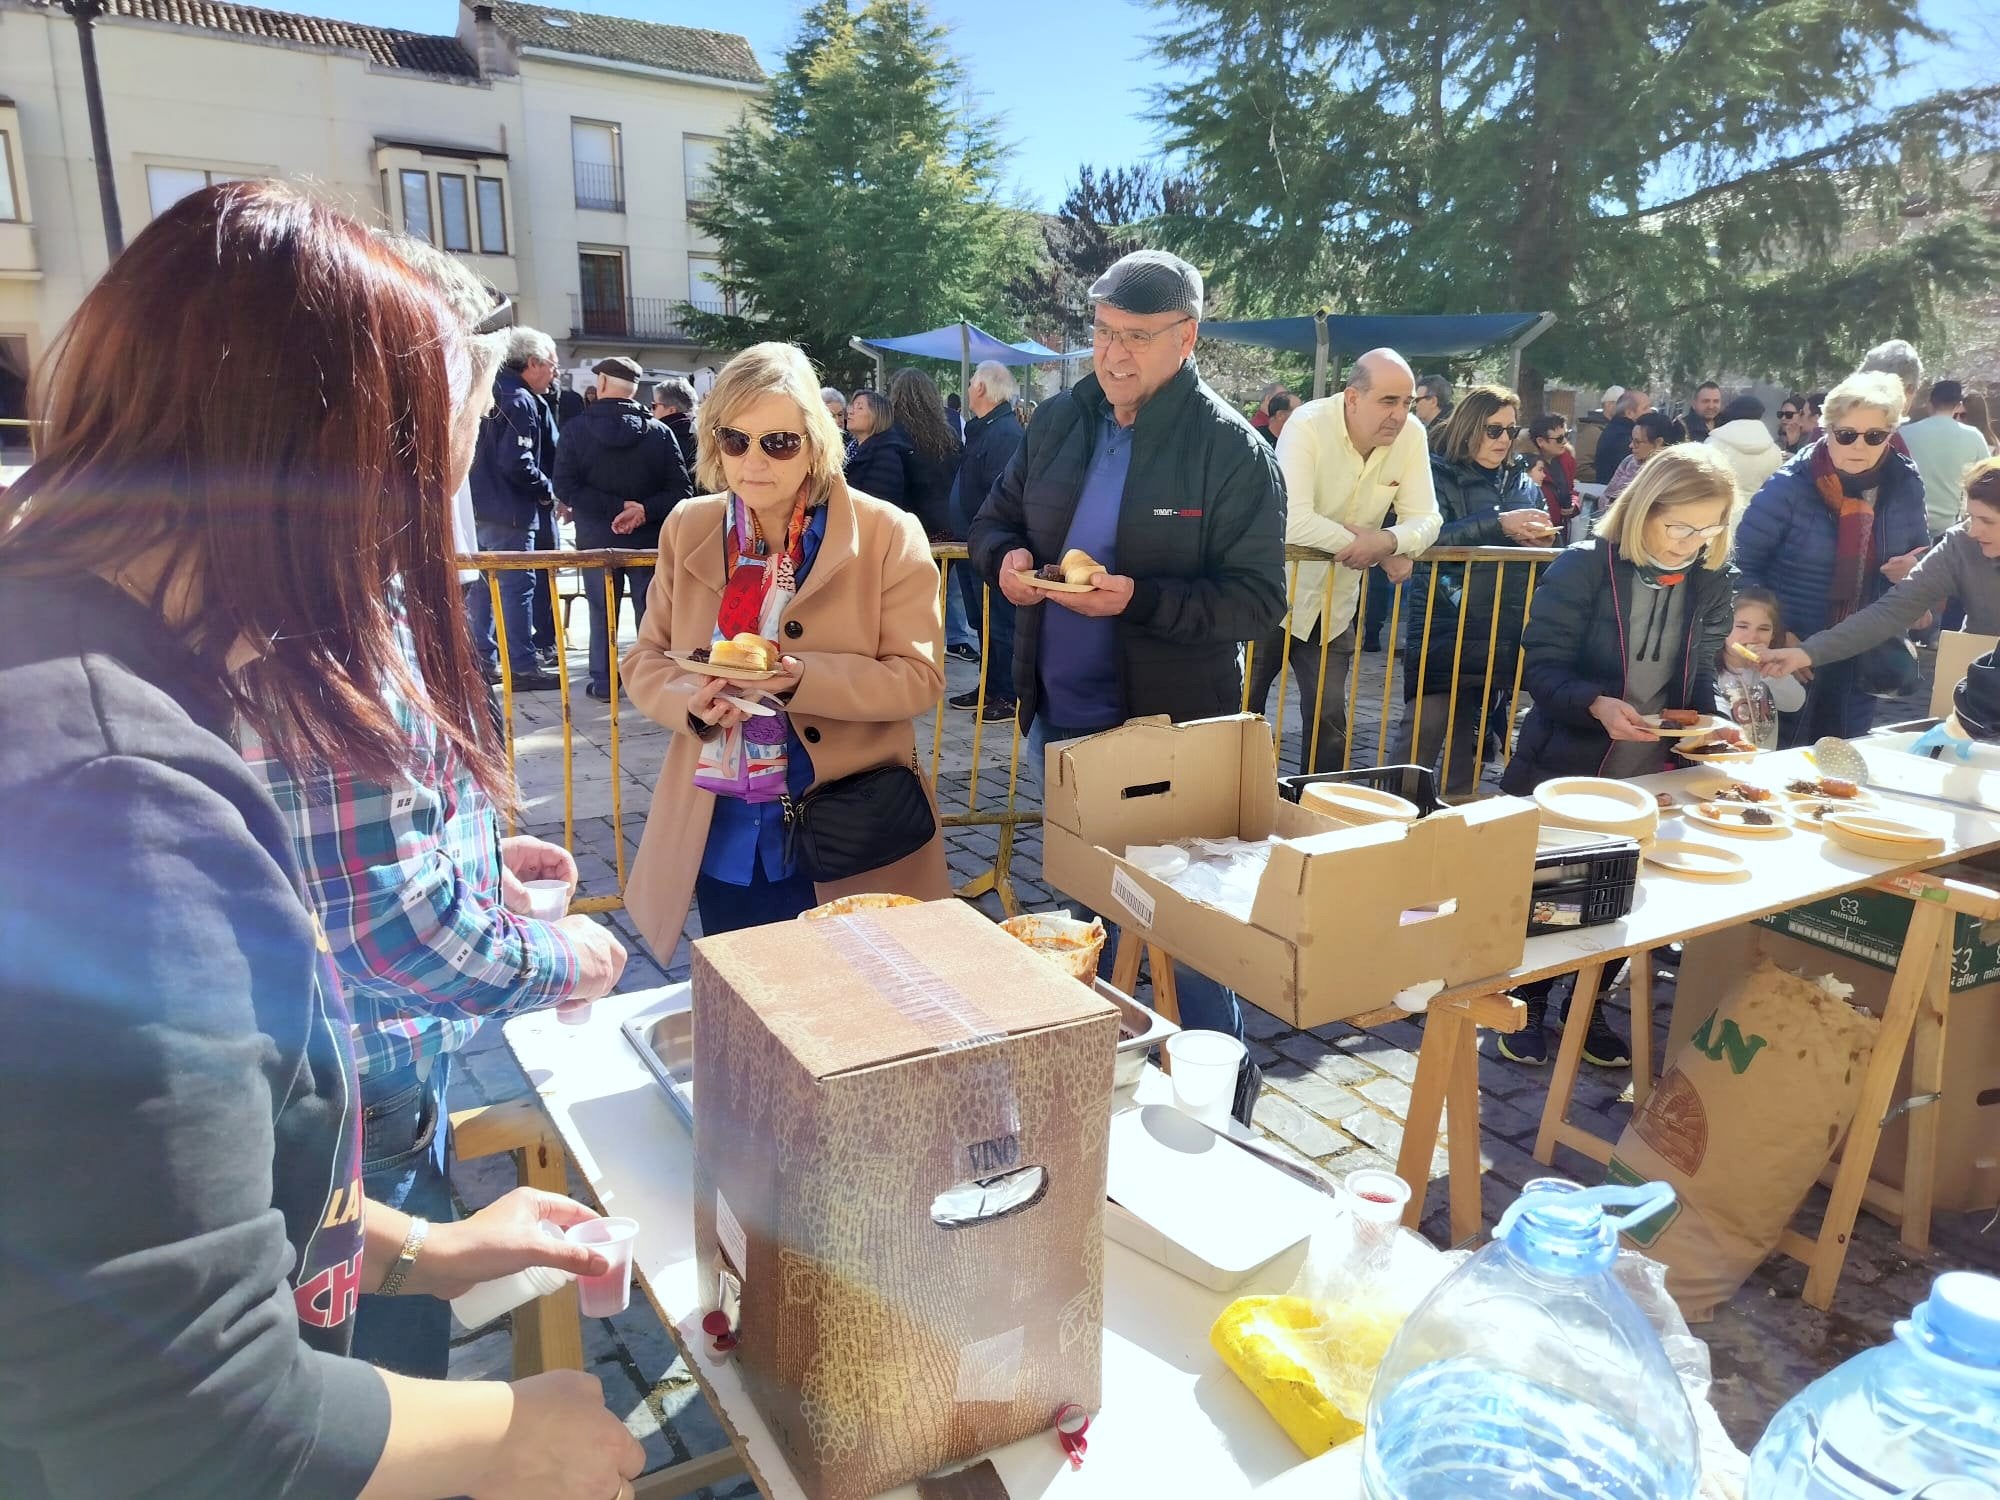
[1039,412,1131,730]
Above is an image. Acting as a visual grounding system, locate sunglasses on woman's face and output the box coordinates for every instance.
[1831,426,1892,448]
[1484,422,1522,441]
[1778,407,1799,420]
[714,426,805,460]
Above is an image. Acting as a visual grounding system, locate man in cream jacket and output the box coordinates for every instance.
[1248,348,1441,771]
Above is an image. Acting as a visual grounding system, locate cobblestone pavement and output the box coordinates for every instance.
[446,605,1986,1483]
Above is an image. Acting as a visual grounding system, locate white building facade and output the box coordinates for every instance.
[0,0,762,456]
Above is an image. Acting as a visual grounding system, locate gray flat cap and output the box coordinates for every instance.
[1089,249,1203,321]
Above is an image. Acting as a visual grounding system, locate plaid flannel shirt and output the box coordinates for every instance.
[240,619,578,1079]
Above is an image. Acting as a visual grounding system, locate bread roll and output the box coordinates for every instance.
[709,633,776,671]
[1060,549,1104,586]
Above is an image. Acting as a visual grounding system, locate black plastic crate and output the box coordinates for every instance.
[1529,831,1641,935]
[1277,764,1443,816]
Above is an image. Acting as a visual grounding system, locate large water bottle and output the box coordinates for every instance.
[1362,1178,1699,1500]
[1748,1270,2000,1496]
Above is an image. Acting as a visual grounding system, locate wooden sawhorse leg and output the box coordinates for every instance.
[1109,936,1182,1072]
[1390,992,1526,1241]
[1533,962,1611,1166]
[1630,949,1656,1111]
[452,1097,585,1377]
[1900,943,1951,1256]
[1792,896,1949,1310]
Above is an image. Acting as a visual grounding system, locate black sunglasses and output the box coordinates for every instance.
[1484,422,1523,441]
[714,426,805,460]
[1777,407,1799,420]
[471,293,517,336]
[1831,427,1892,448]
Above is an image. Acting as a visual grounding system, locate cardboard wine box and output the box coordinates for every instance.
[691,900,1118,1500]
[1040,715,1539,1027]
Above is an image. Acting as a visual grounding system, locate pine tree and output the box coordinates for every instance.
[1151,0,2000,396]
[685,0,1032,385]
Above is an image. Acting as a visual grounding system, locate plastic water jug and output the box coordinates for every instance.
[1361,1178,1700,1500]
[1748,1270,2000,1497]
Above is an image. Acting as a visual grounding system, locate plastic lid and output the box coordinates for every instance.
[1901,1272,2000,1371]
[1497,1179,1675,1276]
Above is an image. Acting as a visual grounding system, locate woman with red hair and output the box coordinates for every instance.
[0,183,643,1499]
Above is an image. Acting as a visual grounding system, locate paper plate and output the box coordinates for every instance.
[1673,739,1761,765]
[665,651,780,683]
[1777,778,1878,808]
[1533,777,1660,839]
[1644,839,1750,879]
[800,893,923,921]
[1016,571,1096,595]
[1302,781,1423,826]
[1641,712,1724,738]
[1682,773,1783,806]
[1683,801,1792,837]
[999,913,1108,982]
[1823,811,1947,860]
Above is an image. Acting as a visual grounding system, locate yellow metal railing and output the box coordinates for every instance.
[464,540,1564,920]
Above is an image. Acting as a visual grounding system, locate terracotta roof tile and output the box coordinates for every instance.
[20,0,480,79]
[484,2,763,85]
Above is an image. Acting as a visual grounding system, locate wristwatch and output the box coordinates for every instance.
[377,1216,431,1297]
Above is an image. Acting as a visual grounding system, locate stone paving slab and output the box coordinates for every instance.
[449,617,1982,1468]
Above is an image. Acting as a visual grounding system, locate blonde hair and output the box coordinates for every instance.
[696,342,848,502]
[1593,443,1741,570]
[1824,369,1907,431]
[1434,384,1520,464]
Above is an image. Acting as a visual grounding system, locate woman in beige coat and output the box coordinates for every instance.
[622,342,950,955]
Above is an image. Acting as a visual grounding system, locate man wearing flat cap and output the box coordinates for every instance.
[969,248,1286,1036]
[554,355,693,700]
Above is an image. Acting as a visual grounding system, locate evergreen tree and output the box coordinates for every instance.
[685,0,1031,385]
[1151,0,2000,395]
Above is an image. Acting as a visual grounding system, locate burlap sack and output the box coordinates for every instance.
[1609,957,1879,1321]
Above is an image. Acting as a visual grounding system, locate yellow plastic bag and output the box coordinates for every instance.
[1209,1293,1409,1455]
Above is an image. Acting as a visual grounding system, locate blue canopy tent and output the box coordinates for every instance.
[1201,310,1556,399]
[847,321,1084,397]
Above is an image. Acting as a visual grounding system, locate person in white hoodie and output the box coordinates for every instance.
[1705,394,1783,495]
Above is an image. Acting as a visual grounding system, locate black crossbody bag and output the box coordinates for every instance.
[781,760,936,883]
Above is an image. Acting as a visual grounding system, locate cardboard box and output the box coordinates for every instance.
[691,900,1118,1500]
[1041,715,1538,1027]
[1671,899,2000,1214]
[1933,629,2000,719]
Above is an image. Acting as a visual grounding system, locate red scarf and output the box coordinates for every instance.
[715,486,812,642]
[1810,441,1877,626]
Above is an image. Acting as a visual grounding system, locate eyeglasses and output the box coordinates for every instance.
[1090,317,1193,352]
[1831,427,1893,448]
[1483,423,1522,441]
[1661,520,1728,541]
[1777,408,1799,420]
[714,426,805,460]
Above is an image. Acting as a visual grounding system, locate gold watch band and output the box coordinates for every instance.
[376,1216,431,1298]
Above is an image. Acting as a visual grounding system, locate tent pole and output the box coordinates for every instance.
[960,321,972,405]
[1313,311,1329,401]
[1506,311,1558,396]
[847,335,884,389]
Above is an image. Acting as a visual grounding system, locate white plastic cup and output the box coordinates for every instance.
[1344,1168,1412,1223]
[555,998,593,1027]
[1166,1030,1246,1128]
[523,878,571,922]
[567,1216,640,1317]
[450,1222,573,1328]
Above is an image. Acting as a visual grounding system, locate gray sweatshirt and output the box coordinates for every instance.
[1803,526,2000,667]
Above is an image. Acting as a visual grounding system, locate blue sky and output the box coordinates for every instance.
[294,0,1989,212]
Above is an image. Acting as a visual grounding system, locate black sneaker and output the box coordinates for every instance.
[534,648,560,671]
[948,687,982,710]
[1362,635,1382,653]
[505,670,564,691]
[1497,1021,1549,1066]
[979,698,1018,723]
[946,642,980,663]
[584,682,612,701]
[1579,1010,1631,1068]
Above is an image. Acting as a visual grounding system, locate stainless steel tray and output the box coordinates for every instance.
[618,976,1174,1124]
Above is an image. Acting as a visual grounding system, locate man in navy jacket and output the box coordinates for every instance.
[469,327,562,689]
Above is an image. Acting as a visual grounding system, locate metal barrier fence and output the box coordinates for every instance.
[463,540,1564,921]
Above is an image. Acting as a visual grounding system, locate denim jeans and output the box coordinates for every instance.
[943,575,980,653]
[468,519,538,673]
[1028,715,1245,1041]
[695,863,820,936]
[530,506,559,654]
[586,565,654,692]
[955,564,1015,699]
[350,1054,456,1377]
